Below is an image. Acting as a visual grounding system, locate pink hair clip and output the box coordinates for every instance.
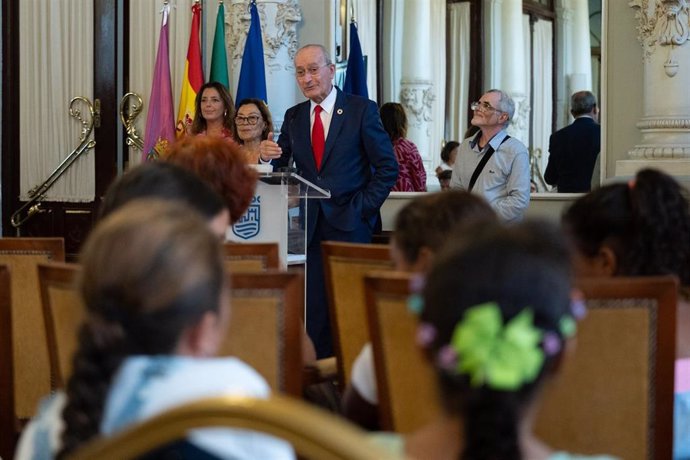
[416,322,437,348]
[542,331,562,356]
[437,344,459,371]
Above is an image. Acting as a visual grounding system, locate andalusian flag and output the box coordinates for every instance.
[209,1,229,89]
[143,2,174,161]
[236,0,267,104]
[176,2,204,138]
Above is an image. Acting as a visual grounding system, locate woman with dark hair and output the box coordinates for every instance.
[99,161,229,239]
[232,98,274,164]
[164,136,258,225]
[562,168,690,459]
[380,102,426,192]
[396,220,613,459]
[16,201,294,459]
[436,141,459,175]
[343,191,497,429]
[189,81,236,141]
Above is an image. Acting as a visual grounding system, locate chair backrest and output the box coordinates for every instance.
[322,241,394,388]
[535,276,677,460]
[38,262,84,390]
[364,271,442,433]
[223,242,281,272]
[71,395,397,460]
[0,264,15,460]
[218,271,303,396]
[0,238,64,427]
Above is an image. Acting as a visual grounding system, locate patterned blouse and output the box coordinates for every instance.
[392,137,426,192]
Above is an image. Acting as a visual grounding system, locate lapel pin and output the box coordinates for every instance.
[337,108,343,115]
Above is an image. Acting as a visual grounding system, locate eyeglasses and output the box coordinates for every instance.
[470,101,504,113]
[295,64,329,79]
[235,115,261,125]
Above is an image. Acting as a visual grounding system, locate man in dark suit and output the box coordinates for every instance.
[260,44,398,358]
[544,91,601,193]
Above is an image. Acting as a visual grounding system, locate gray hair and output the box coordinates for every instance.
[486,89,515,126]
[570,91,597,117]
[295,44,332,65]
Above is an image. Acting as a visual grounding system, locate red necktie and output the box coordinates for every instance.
[312,105,325,170]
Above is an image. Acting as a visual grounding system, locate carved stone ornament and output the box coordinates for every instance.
[400,80,435,130]
[227,0,302,73]
[629,143,690,158]
[630,0,689,75]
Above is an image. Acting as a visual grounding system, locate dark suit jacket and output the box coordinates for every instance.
[274,89,398,243]
[544,117,600,193]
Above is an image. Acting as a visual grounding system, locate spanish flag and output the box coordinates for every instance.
[176,2,204,138]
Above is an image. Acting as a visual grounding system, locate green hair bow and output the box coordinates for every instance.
[445,302,545,391]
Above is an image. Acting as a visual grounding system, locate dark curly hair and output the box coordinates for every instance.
[393,190,496,265]
[563,168,690,284]
[190,81,235,136]
[420,220,572,460]
[164,136,258,223]
[58,200,225,458]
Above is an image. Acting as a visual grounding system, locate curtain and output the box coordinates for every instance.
[446,3,470,143]
[128,0,194,168]
[381,0,403,104]
[532,18,553,176]
[19,0,94,201]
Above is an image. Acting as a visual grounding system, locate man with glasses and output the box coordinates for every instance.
[259,44,398,358]
[450,89,530,222]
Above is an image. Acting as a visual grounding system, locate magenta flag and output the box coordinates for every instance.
[143,3,175,161]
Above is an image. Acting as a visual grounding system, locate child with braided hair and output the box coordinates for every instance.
[16,201,294,459]
[562,168,690,459]
[383,221,614,460]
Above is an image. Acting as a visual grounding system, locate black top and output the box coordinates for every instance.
[544,117,601,193]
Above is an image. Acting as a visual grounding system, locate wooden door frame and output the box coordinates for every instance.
[1,0,126,255]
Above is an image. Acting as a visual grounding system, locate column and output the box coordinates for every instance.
[500,0,528,143]
[399,0,434,172]
[554,1,572,128]
[618,0,690,177]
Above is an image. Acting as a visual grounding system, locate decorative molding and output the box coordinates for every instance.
[512,94,530,132]
[636,116,690,129]
[628,144,690,158]
[630,0,689,65]
[400,80,435,130]
[227,0,302,73]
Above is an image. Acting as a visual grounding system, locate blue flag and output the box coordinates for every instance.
[236,1,267,105]
[343,21,368,98]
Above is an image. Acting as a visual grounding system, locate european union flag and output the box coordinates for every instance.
[236,1,267,105]
[343,21,368,98]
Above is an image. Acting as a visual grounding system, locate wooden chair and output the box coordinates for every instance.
[71,395,397,460]
[0,238,64,437]
[38,262,83,390]
[535,276,677,460]
[322,241,394,388]
[0,265,15,460]
[223,242,281,272]
[218,271,304,396]
[364,271,442,433]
